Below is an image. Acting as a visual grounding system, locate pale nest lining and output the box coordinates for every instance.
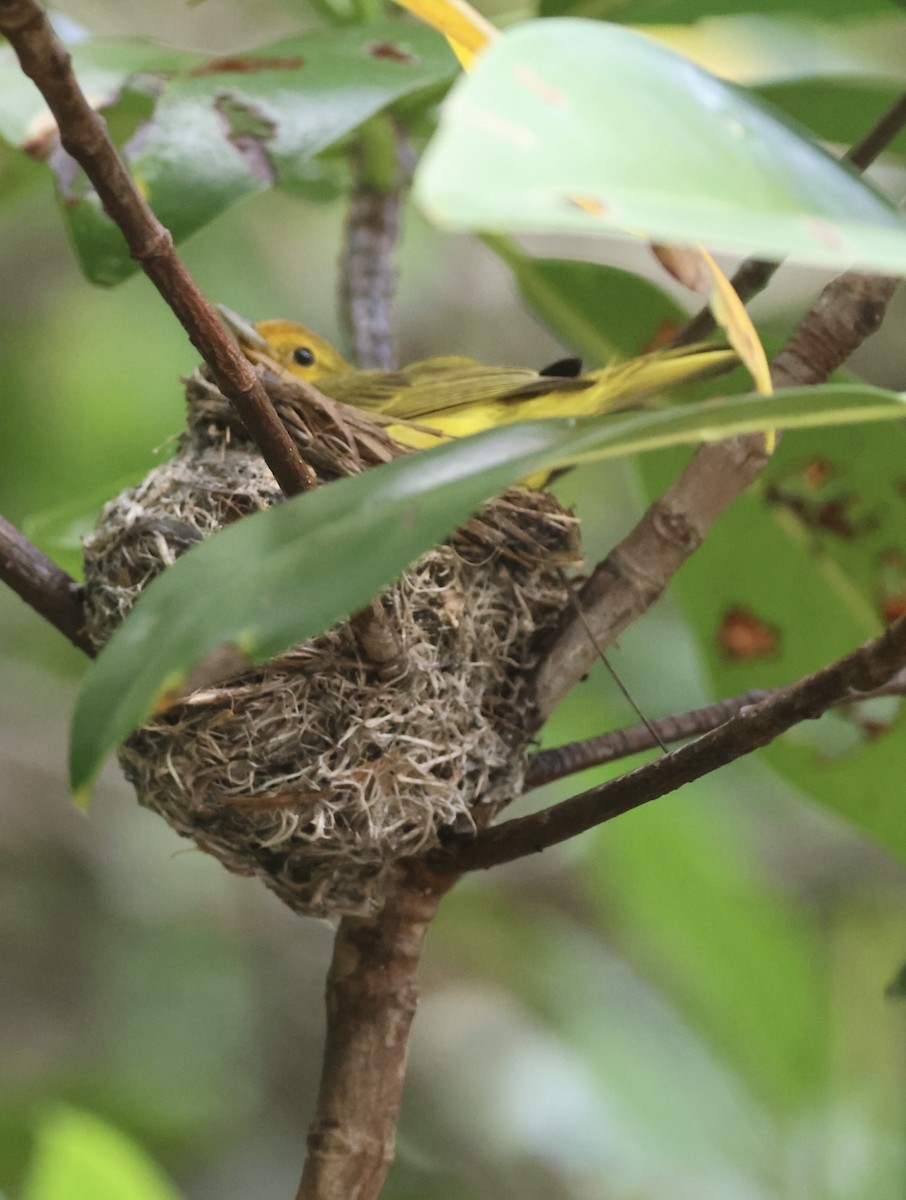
[82,369,581,918]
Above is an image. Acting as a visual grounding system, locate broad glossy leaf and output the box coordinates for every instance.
[484,236,685,364]
[0,24,456,284]
[69,384,906,793]
[648,15,906,151]
[437,888,778,1169]
[584,793,826,1109]
[416,19,906,271]
[24,1108,181,1200]
[540,0,899,23]
[640,420,906,861]
[644,14,906,89]
[759,79,905,151]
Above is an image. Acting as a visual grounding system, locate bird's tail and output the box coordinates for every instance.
[583,342,739,415]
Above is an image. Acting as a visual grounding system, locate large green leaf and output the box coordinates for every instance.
[23,1108,181,1200]
[644,15,906,153]
[759,79,906,151]
[584,792,826,1110]
[540,0,900,22]
[639,419,906,861]
[69,384,906,793]
[415,19,906,271]
[484,236,685,364]
[641,14,906,88]
[0,23,456,284]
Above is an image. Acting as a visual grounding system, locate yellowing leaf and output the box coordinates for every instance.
[393,0,497,67]
[699,246,772,396]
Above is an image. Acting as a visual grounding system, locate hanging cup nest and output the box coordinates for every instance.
[82,368,581,918]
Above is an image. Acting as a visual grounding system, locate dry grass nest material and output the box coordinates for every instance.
[82,368,582,918]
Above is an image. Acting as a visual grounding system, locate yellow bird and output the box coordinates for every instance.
[219,306,737,450]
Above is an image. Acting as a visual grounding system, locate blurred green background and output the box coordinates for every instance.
[3,1,906,1198]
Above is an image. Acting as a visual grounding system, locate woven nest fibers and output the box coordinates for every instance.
[82,369,582,918]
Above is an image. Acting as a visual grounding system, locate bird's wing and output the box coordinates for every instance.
[320,357,587,420]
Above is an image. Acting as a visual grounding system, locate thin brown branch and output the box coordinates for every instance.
[526,668,906,787]
[339,126,413,370]
[438,616,906,873]
[0,515,94,656]
[338,125,413,669]
[525,689,770,788]
[677,89,906,346]
[296,862,458,1200]
[0,0,312,500]
[847,90,906,172]
[531,267,901,725]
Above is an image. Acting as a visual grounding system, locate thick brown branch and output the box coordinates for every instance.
[532,268,900,724]
[439,616,906,872]
[771,270,900,388]
[296,863,458,1200]
[0,515,93,655]
[531,434,770,722]
[0,0,311,500]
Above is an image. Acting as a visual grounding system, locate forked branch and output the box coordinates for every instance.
[531,268,901,723]
[440,615,906,872]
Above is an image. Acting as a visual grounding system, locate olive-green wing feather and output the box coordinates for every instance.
[319,343,736,428]
[319,357,562,420]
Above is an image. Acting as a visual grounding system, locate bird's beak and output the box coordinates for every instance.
[216,304,270,353]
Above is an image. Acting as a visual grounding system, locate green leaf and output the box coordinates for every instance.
[759,79,905,151]
[23,1107,181,1200]
[484,236,684,364]
[415,19,906,272]
[0,24,456,285]
[23,476,144,579]
[641,14,906,89]
[69,384,906,794]
[540,0,899,22]
[639,15,906,151]
[639,419,906,862]
[584,793,826,1109]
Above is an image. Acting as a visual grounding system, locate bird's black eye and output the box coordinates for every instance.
[292,346,315,367]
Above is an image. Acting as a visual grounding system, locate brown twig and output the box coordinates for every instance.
[0,0,313,501]
[531,267,901,725]
[296,862,457,1200]
[846,91,906,171]
[525,668,906,788]
[0,516,94,656]
[439,616,906,873]
[525,689,770,788]
[339,124,414,370]
[676,89,906,345]
[338,124,414,671]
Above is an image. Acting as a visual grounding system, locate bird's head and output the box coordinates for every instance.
[218,306,352,382]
